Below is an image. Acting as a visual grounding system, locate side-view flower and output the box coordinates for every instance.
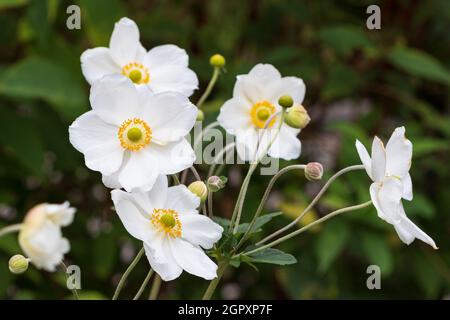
[81,17,198,96]
[69,75,197,192]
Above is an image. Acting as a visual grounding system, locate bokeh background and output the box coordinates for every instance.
[0,0,449,299]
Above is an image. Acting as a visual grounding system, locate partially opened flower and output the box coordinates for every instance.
[18,202,75,272]
[111,176,223,281]
[81,17,198,96]
[217,64,306,161]
[69,75,197,192]
[356,127,437,249]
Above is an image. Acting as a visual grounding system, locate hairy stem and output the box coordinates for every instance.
[0,224,22,238]
[149,274,162,300]
[202,262,227,300]
[60,261,79,300]
[197,67,220,109]
[112,247,145,300]
[133,269,154,300]
[208,142,236,178]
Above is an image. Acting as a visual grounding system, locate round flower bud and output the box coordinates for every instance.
[9,254,29,274]
[305,162,323,181]
[285,104,311,129]
[209,54,226,68]
[278,95,293,108]
[188,181,208,202]
[207,176,227,192]
[196,110,205,122]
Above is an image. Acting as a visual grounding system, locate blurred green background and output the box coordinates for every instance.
[0,0,449,299]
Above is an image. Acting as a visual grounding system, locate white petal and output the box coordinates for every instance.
[144,238,182,281]
[169,238,218,280]
[233,76,265,105]
[235,128,259,162]
[217,97,252,132]
[247,63,282,79]
[377,177,404,224]
[143,44,188,69]
[166,185,200,212]
[268,124,301,160]
[145,139,195,175]
[45,202,76,227]
[111,189,152,240]
[179,214,223,249]
[90,75,140,126]
[102,171,122,189]
[355,139,372,180]
[393,206,437,249]
[109,17,144,66]
[385,126,412,178]
[267,76,306,105]
[69,111,124,176]
[369,182,384,219]
[147,65,198,96]
[371,136,386,182]
[140,92,197,142]
[402,173,413,201]
[118,151,159,192]
[80,47,120,85]
[146,175,169,209]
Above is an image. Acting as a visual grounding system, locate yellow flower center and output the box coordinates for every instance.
[250,100,276,128]
[118,118,152,151]
[121,62,150,84]
[151,209,182,238]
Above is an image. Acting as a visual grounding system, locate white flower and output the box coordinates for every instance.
[69,75,197,192]
[18,202,75,272]
[217,64,306,161]
[111,176,223,281]
[81,17,198,96]
[356,127,437,249]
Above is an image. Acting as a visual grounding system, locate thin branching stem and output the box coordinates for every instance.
[112,247,145,300]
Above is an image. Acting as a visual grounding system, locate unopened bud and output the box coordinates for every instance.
[285,105,310,129]
[9,254,29,274]
[209,54,226,68]
[305,162,323,181]
[188,181,208,202]
[207,176,227,192]
[196,110,205,121]
[278,95,293,108]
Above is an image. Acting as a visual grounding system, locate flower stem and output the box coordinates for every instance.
[197,67,220,109]
[112,247,145,300]
[0,224,22,238]
[243,200,372,257]
[202,262,227,300]
[208,191,214,217]
[194,121,220,151]
[256,164,365,246]
[207,142,236,178]
[60,261,79,300]
[148,274,162,300]
[133,269,154,300]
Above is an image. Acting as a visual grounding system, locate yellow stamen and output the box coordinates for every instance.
[118,118,152,151]
[151,209,182,238]
[121,62,150,84]
[250,100,276,128]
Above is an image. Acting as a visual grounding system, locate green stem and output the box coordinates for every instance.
[197,67,220,109]
[194,121,220,151]
[112,247,145,300]
[257,164,365,246]
[207,191,214,217]
[207,142,236,178]
[133,269,154,300]
[149,274,162,300]
[202,262,227,300]
[60,261,79,300]
[171,174,181,185]
[243,200,372,257]
[0,224,22,238]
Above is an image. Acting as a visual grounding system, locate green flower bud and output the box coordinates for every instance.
[209,54,226,68]
[278,95,293,108]
[196,110,205,122]
[188,181,208,202]
[285,104,310,129]
[207,176,227,192]
[9,254,29,274]
[305,162,323,181]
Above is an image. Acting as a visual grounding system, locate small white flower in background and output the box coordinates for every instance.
[356,127,437,249]
[217,64,306,161]
[111,176,223,281]
[69,75,197,192]
[19,202,76,272]
[81,17,198,96]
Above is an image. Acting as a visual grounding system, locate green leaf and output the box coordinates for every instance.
[318,25,374,55]
[235,212,283,234]
[360,233,394,276]
[388,46,450,85]
[322,64,360,100]
[245,248,297,266]
[315,220,350,273]
[0,57,86,119]
[413,138,450,157]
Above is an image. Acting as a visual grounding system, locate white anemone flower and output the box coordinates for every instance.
[81,17,198,96]
[111,176,223,281]
[356,127,437,249]
[69,75,197,192]
[217,64,306,161]
[18,202,75,272]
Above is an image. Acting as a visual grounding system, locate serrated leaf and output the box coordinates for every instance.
[246,248,297,266]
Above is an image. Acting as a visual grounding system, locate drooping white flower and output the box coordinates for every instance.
[18,202,76,272]
[111,176,223,281]
[69,75,197,192]
[81,17,198,96]
[356,127,437,249]
[217,64,306,161]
